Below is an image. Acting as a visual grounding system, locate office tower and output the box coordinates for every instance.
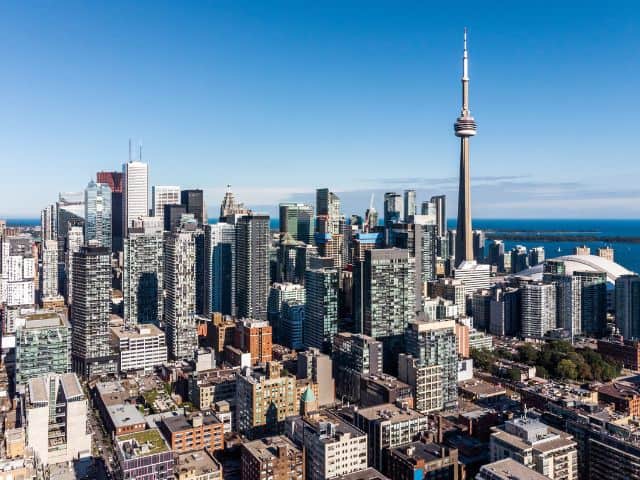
[281,302,305,350]
[64,224,83,303]
[405,318,458,410]
[616,274,640,340]
[472,230,485,261]
[520,282,557,339]
[296,348,335,406]
[487,240,505,267]
[454,30,477,267]
[353,248,415,373]
[304,268,339,352]
[41,204,57,241]
[353,403,429,471]
[71,246,117,377]
[490,415,578,480]
[529,246,545,266]
[472,289,492,330]
[268,283,305,343]
[490,286,520,336]
[236,214,270,321]
[333,333,383,402]
[279,203,314,244]
[40,239,59,301]
[364,198,379,232]
[286,412,367,480]
[403,189,416,222]
[97,171,124,251]
[25,373,92,466]
[447,229,456,262]
[241,435,304,480]
[123,229,164,326]
[152,185,180,221]
[123,159,149,233]
[276,234,304,283]
[84,180,112,249]
[454,260,491,295]
[316,188,342,236]
[313,232,344,271]
[205,222,236,316]
[420,200,436,218]
[236,363,297,439]
[163,203,187,232]
[234,318,273,365]
[511,245,529,273]
[430,195,447,236]
[218,184,249,223]
[383,192,403,225]
[15,310,71,385]
[181,189,206,227]
[164,230,198,360]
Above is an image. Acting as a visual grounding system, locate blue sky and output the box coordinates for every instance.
[1,1,638,218]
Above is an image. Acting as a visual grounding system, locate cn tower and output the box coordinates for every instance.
[454,28,477,267]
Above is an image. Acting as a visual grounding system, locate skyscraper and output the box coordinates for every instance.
[40,239,59,301]
[164,229,198,360]
[41,204,57,241]
[384,192,403,225]
[430,195,447,237]
[454,29,477,267]
[279,203,314,244]
[84,181,112,249]
[181,189,206,227]
[64,224,84,303]
[123,160,149,234]
[152,185,181,221]
[316,188,342,235]
[163,204,187,232]
[205,222,236,316]
[520,282,557,339]
[236,214,270,321]
[96,171,124,251]
[123,229,164,326]
[616,274,640,340]
[403,189,416,222]
[71,246,117,377]
[304,268,339,352]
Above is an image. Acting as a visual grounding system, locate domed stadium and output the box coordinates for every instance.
[514,254,634,285]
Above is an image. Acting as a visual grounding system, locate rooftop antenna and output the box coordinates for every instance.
[139,144,143,162]
[128,139,132,162]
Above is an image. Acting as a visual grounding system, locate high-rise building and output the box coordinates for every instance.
[84,181,112,249]
[383,441,459,480]
[181,189,207,227]
[25,373,92,466]
[616,275,640,340]
[383,192,403,227]
[333,333,383,402]
[234,318,273,366]
[303,268,339,352]
[454,30,477,267]
[511,245,529,274]
[163,204,187,232]
[123,160,149,234]
[123,229,164,326]
[404,318,458,410]
[268,283,305,343]
[472,289,492,330]
[97,171,124,252]
[40,204,57,242]
[454,260,491,295]
[529,247,545,266]
[279,203,314,244]
[219,184,250,222]
[15,310,71,385]
[40,239,59,301]
[430,195,447,237]
[520,282,557,339]
[236,214,270,321]
[353,248,415,373]
[489,286,520,337]
[152,185,180,221]
[71,246,117,377]
[316,188,342,234]
[296,348,335,406]
[472,230,485,262]
[487,240,505,268]
[205,222,236,316]
[164,230,199,360]
[398,353,444,413]
[64,224,84,303]
[403,189,416,222]
[110,323,167,373]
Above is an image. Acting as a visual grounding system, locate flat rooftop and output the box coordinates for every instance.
[333,468,390,480]
[176,450,221,476]
[107,403,145,428]
[22,311,68,329]
[116,428,170,459]
[355,403,425,422]
[243,435,301,462]
[459,379,507,399]
[111,323,164,339]
[480,458,550,480]
[389,441,452,463]
[301,411,365,442]
[162,414,221,433]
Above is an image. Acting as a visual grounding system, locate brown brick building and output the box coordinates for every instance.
[598,381,640,416]
[234,318,272,365]
[241,435,303,480]
[160,413,224,453]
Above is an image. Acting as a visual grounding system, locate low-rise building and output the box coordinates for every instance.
[241,435,303,480]
[598,336,640,371]
[105,403,146,436]
[189,368,238,410]
[477,458,551,480]
[332,468,390,480]
[114,428,174,480]
[175,449,223,480]
[160,413,224,453]
[597,381,640,416]
[383,441,458,480]
[359,373,413,408]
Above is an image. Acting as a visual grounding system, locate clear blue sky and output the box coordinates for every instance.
[1,1,638,218]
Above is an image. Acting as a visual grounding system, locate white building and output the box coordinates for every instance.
[40,239,59,300]
[123,160,149,232]
[111,324,167,372]
[454,260,491,295]
[521,282,557,339]
[152,185,181,221]
[25,373,91,466]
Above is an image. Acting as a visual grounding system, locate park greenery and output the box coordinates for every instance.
[471,340,621,382]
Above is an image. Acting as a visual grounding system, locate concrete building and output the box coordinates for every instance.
[84,180,112,249]
[114,428,174,480]
[359,373,413,408]
[304,268,339,352]
[286,411,368,480]
[123,159,149,233]
[160,413,224,453]
[268,282,305,344]
[15,310,71,386]
[105,403,146,436]
[241,435,304,480]
[520,282,557,339]
[236,362,297,439]
[110,323,167,372]
[490,415,577,480]
[353,403,430,470]
[279,203,314,244]
[152,185,180,221]
[398,353,443,414]
[234,317,273,365]
[181,189,207,227]
[489,286,520,337]
[454,260,491,296]
[236,214,270,321]
[40,239,59,302]
[296,348,335,406]
[189,367,238,410]
[71,246,118,377]
[164,229,199,360]
[477,458,551,480]
[333,333,383,403]
[25,373,91,466]
[383,441,458,480]
[175,449,223,480]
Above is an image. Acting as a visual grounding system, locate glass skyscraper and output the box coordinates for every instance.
[84,181,112,249]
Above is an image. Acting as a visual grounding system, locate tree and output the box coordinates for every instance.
[557,359,578,380]
[518,343,538,364]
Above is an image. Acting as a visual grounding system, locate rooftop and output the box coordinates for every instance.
[301,411,366,442]
[355,403,425,423]
[107,403,145,429]
[116,428,170,459]
[479,458,550,480]
[333,468,390,480]
[21,311,68,329]
[459,379,507,399]
[162,413,221,433]
[389,441,454,464]
[111,323,164,339]
[243,435,302,462]
[516,254,632,284]
[176,449,221,476]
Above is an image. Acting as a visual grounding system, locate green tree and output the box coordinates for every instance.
[518,344,538,364]
[557,359,578,380]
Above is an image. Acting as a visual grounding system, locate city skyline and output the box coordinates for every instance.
[1,2,639,218]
